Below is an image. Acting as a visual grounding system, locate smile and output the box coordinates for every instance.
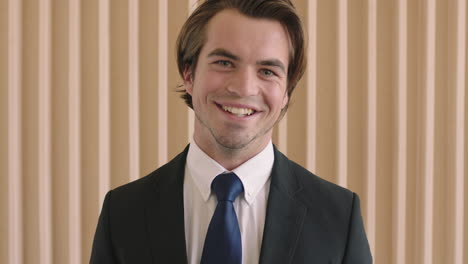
[218,104,256,117]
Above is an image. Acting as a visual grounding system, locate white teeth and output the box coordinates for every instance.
[221,105,255,116]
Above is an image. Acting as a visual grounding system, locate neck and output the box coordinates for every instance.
[193,133,271,171]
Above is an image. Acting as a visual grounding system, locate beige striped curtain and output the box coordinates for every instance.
[1,0,466,263]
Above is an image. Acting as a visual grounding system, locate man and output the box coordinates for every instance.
[91,0,372,263]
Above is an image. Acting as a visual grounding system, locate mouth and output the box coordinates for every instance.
[215,103,258,118]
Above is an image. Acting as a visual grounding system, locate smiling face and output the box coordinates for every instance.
[183,9,290,166]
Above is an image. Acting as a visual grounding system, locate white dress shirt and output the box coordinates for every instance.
[184,140,274,264]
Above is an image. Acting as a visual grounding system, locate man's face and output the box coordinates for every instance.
[184,9,289,156]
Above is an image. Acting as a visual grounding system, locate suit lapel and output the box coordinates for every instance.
[259,147,307,264]
[145,146,189,264]
[142,145,308,263]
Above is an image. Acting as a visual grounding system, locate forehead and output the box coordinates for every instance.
[201,9,290,64]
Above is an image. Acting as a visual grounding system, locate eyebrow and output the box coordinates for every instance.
[257,59,286,74]
[207,48,286,74]
[207,48,239,61]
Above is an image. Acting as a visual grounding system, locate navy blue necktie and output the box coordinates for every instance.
[201,173,243,264]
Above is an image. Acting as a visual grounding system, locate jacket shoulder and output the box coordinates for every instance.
[279,155,357,221]
[109,147,188,206]
[289,159,353,199]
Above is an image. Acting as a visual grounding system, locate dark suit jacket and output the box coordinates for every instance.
[90,145,372,263]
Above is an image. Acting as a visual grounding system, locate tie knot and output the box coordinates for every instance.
[211,173,244,202]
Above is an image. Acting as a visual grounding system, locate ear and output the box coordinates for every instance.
[183,64,194,95]
[281,92,289,109]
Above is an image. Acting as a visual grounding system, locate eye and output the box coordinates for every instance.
[260,69,276,77]
[215,60,232,67]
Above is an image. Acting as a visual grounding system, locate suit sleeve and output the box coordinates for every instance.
[90,191,117,264]
[342,193,373,264]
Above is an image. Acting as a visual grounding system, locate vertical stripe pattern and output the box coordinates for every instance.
[98,0,111,207]
[187,0,197,143]
[158,0,168,166]
[7,0,23,263]
[337,0,348,187]
[366,0,378,257]
[453,1,466,263]
[422,1,436,263]
[129,0,140,180]
[1,0,466,263]
[394,0,408,263]
[68,0,82,263]
[305,0,317,171]
[38,0,52,263]
[306,0,317,172]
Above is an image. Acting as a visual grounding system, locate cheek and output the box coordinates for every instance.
[198,72,227,94]
[191,73,226,106]
[207,70,228,86]
[264,84,287,111]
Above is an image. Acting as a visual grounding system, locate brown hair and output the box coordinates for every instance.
[176,0,306,111]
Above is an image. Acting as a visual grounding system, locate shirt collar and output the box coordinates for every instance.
[186,140,274,205]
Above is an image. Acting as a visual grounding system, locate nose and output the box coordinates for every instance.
[226,68,259,97]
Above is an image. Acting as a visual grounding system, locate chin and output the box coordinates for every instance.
[213,134,254,150]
